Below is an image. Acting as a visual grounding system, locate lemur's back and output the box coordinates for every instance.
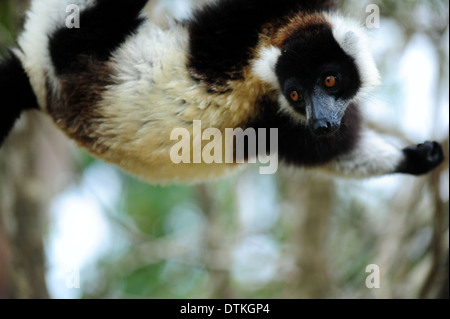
[14,0,242,182]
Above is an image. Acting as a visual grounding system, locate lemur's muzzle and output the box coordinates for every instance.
[308,88,342,137]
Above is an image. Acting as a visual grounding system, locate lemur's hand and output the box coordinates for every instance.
[397,141,444,175]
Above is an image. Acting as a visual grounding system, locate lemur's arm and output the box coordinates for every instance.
[321,129,444,178]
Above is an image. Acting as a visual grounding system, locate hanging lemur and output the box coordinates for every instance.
[0,0,444,183]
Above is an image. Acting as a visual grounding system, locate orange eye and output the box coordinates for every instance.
[290,90,300,102]
[324,75,337,88]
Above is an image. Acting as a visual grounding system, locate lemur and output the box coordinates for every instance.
[0,0,444,183]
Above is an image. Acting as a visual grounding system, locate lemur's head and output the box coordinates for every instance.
[254,13,380,136]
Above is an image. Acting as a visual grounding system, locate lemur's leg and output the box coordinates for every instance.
[49,0,149,75]
[322,129,444,178]
[0,53,39,146]
[1,0,149,148]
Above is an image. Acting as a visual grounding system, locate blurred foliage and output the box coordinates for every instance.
[0,0,16,54]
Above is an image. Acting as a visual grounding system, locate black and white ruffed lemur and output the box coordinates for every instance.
[0,0,444,183]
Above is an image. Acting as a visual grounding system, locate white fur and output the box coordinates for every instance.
[17,0,95,109]
[326,129,405,177]
[252,45,281,88]
[277,95,307,124]
[252,45,307,124]
[95,21,260,182]
[325,13,381,102]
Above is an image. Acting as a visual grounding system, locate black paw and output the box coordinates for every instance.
[397,141,444,175]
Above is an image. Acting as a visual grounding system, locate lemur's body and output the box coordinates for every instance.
[0,0,444,182]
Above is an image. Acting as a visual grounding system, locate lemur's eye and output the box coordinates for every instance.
[290,90,300,102]
[324,75,337,88]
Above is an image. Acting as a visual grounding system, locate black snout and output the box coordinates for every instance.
[308,89,342,137]
[311,119,339,136]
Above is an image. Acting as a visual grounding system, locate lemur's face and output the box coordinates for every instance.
[275,24,361,136]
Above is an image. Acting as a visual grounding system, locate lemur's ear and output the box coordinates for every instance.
[0,51,39,147]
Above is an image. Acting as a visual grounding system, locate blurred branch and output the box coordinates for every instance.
[419,136,449,298]
[365,121,415,145]
[0,114,49,299]
[0,0,49,299]
[283,171,333,298]
[196,184,233,298]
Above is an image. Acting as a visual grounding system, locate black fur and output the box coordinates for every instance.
[242,20,362,165]
[246,99,361,166]
[49,0,148,75]
[275,23,361,100]
[0,52,38,147]
[188,0,334,85]
[396,142,444,175]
